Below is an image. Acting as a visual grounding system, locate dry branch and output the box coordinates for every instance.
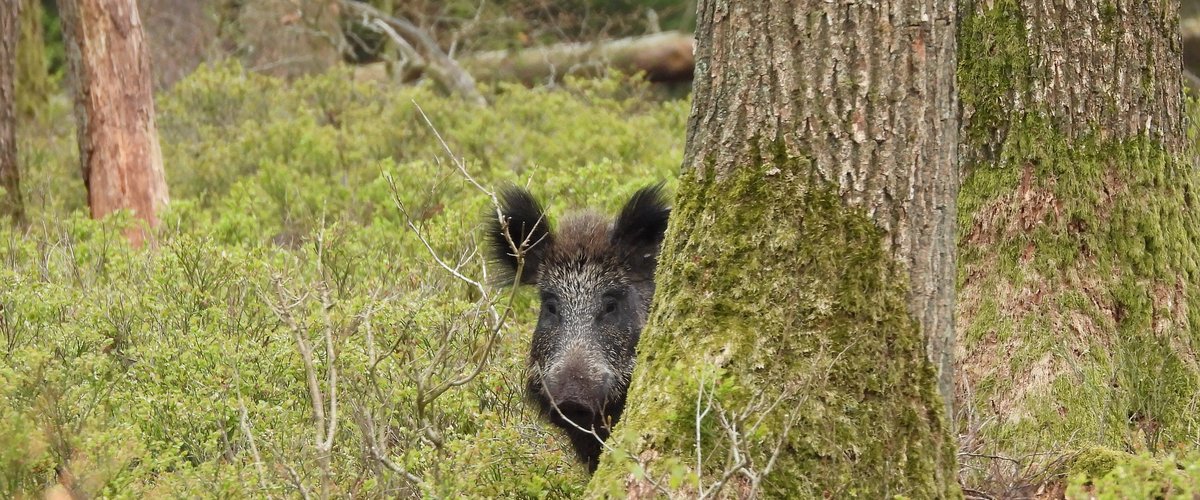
[340,0,485,105]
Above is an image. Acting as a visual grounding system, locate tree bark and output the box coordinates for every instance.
[588,0,958,496]
[59,0,168,246]
[956,0,1197,475]
[1,0,23,223]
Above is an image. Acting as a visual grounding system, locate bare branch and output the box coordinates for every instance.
[238,399,272,497]
[367,18,425,71]
[340,0,486,105]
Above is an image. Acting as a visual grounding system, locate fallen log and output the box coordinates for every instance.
[1179,16,1200,95]
[460,31,694,86]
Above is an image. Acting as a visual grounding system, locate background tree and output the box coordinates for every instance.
[1,0,23,223]
[236,0,345,79]
[955,0,1200,484]
[137,0,220,90]
[58,0,168,245]
[16,0,49,117]
[588,0,959,496]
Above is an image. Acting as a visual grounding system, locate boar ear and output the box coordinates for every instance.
[612,184,671,279]
[488,186,553,285]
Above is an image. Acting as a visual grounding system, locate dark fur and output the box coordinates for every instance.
[488,185,670,472]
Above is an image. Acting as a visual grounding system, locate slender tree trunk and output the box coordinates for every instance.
[16,0,48,118]
[588,0,958,496]
[956,0,1197,475]
[59,0,168,246]
[1,0,24,223]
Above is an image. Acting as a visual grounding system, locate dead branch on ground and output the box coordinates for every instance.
[341,0,486,106]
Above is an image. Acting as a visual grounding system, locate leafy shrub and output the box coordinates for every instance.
[1066,452,1200,499]
[2,63,685,497]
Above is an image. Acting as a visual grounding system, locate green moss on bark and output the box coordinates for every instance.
[959,114,1200,449]
[588,148,958,498]
[956,0,1200,480]
[958,0,1031,156]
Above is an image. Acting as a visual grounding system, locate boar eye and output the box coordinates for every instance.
[600,291,624,317]
[540,292,560,316]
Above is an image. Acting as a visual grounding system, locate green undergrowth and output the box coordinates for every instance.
[1066,450,1200,498]
[2,63,685,498]
[957,1,1200,491]
[589,149,957,498]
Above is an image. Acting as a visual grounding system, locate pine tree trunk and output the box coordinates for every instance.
[588,0,959,496]
[1,0,23,223]
[956,0,1197,471]
[59,0,168,246]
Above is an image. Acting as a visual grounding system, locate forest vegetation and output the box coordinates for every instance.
[1,0,1199,498]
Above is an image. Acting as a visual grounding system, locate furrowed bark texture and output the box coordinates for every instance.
[957,0,1198,472]
[1,0,23,222]
[59,0,168,245]
[588,0,959,496]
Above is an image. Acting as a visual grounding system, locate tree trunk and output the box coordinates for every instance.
[588,0,958,496]
[16,0,49,118]
[1,0,23,223]
[956,0,1197,474]
[59,0,168,246]
[138,0,220,90]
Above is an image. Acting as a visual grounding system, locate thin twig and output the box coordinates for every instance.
[238,399,272,497]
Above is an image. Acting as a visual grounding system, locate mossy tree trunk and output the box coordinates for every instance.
[16,0,49,117]
[587,0,959,496]
[956,0,1198,474]
[1,0,23,223]
[58,0,168,246]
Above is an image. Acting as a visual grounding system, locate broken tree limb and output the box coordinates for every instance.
[459,31,694,86]
[340,0,485,106]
